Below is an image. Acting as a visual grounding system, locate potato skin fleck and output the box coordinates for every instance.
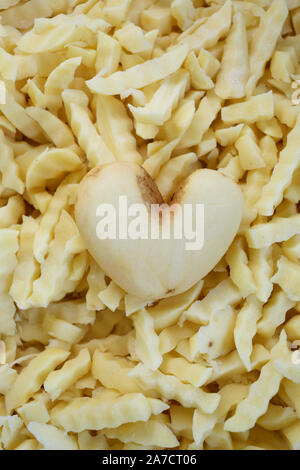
[86,166,102,178]
[166,288,175,295]
[171,180,188,205]
[136,168,164,209]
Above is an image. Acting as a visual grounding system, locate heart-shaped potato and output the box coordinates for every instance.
[75,162,243,301]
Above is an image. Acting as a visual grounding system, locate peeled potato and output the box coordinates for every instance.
[75,162,243,301]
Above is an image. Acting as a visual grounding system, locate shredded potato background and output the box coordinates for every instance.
[0,0,300,451]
